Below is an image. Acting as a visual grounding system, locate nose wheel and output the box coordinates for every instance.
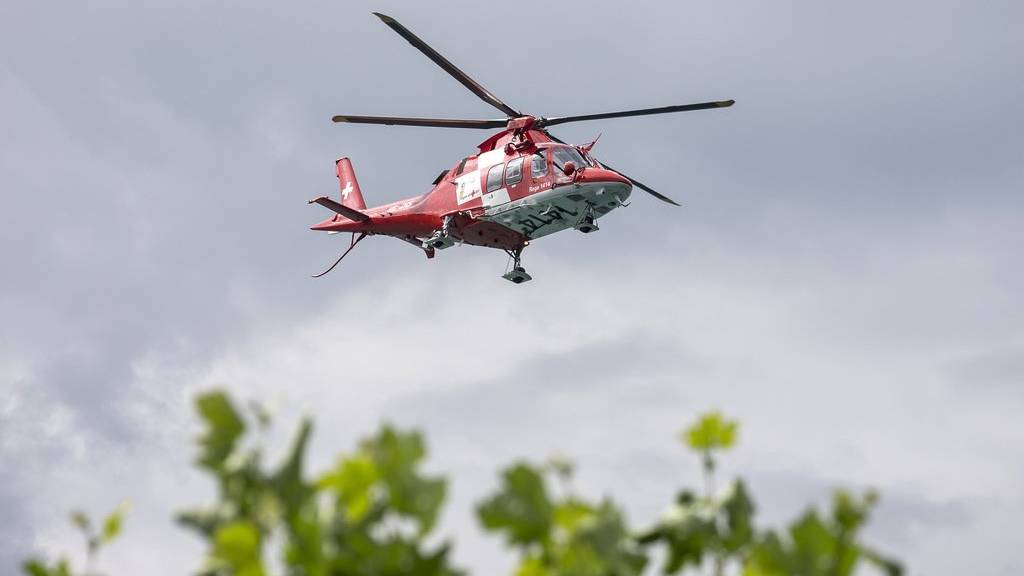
[502,246,532,284]
[575,204,599,234]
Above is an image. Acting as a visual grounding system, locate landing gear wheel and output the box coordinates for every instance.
[423,214,456,250]
[502,246,532,284]
[503,266,532,284]
[575,204,599,234]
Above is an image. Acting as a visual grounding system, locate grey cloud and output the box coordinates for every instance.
[949,346,1024,391]
[736,468,972,547]
[384,329,697,445]
[870,491,971,547]
[2,0,1023,574]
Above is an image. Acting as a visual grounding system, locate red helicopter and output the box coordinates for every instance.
[310,12,733,283]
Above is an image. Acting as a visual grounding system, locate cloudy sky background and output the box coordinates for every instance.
[2,0,1022,574]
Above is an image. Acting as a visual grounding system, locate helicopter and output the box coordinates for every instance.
[310,12,733,283]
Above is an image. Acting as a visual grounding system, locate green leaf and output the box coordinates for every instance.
[69,511,90,534]
[176,507,223,537]
[862,546,905,576]
[195,391,246,472]
[214,520,264,574]
[789,511,835,573]
[555,544,605,576]
[554,499,595,534]
[22,559,52,576]
[832,489,875,532]
[247,400,273,430]
[477,462,553,546]
[545,456,575,481]
[570,501,648,576]
[364,425,447,532]
[318,453,380,522]
[365,425,427,475]
[514,556,549,576]
[283,514,326,576]
[743,531,790,575]
[683,411,738,452]
[660,516,713,571]
[403,476,447,534]
[721,480,756,552]
[101,503,128,544]
[272,419,313,518]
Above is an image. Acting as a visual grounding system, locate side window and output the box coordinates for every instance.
[505,157,524,186]
[530,152,548,178]
[486,164,504,192]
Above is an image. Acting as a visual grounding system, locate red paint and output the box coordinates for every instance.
[310,129,626,251]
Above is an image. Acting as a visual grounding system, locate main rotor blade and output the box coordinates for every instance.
[541,100,734,127]
[543,130,681,206]
[332,114,507,129]
[597,160,681,206]
[373,12,520,118]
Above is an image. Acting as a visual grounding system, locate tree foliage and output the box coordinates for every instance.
[177,390,459,576]
[477,461,647,576]
[22,395,903,576]
[23,504,127,576]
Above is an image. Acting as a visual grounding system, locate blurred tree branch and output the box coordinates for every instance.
[23,392,903,576]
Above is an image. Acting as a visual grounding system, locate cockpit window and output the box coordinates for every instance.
[550,146,588,171]
[530,152,548,178]
[486,164,504,192]
[505,157,524,186]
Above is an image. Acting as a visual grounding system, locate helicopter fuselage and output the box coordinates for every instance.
[311,129,632,252]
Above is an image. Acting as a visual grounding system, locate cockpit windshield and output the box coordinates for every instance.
[550,146,589,171]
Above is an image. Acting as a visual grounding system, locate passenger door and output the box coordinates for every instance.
[526,149,552,197]
[502,155,529,202]
[481,162,510,210]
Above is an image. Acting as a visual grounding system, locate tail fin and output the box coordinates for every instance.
[336,157,367,210]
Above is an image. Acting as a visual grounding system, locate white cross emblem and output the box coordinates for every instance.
[341,182,353,200]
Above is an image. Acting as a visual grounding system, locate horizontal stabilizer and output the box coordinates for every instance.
[308,196,371,222]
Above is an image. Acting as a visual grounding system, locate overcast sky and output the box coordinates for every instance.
[2,0,1022,574]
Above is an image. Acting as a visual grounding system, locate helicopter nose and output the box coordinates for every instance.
[576,167,632,188]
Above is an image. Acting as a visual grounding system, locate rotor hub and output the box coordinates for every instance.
[505,116,536,131]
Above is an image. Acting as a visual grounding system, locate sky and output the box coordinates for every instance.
[1,0,1022,574]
